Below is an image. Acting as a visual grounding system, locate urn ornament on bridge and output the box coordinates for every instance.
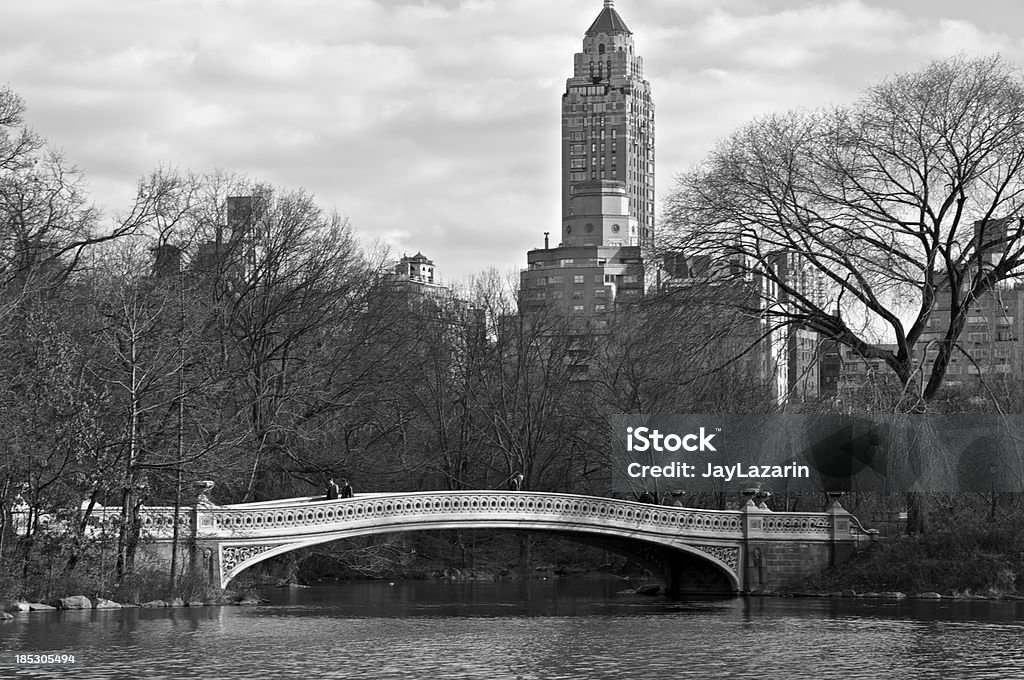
[194,480,216,506]
[826,490,846,510]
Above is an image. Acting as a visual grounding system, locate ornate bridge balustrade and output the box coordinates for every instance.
[130,489,872,594]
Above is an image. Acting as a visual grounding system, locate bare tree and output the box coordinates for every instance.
[663,55,1024,406]
[473,271,604,492]
[184,176,378,501]
[0,89,192,300]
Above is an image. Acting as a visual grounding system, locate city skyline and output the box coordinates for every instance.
[3,0,1024,283]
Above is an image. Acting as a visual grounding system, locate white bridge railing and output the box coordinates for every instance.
[104,491,865,543]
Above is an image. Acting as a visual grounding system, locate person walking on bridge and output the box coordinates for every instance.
[326,478,339,500]
[339,478,354,498]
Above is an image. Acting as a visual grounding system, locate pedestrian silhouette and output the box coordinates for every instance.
[339,478,354,498]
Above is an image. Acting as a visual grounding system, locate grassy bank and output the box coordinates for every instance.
[798,523,1024,596]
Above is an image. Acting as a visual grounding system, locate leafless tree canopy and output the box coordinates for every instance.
[663,55,1024,402]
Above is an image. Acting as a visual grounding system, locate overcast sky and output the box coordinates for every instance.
[4,0,1024,283]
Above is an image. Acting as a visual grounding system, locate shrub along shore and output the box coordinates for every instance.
[786,523,1024,599]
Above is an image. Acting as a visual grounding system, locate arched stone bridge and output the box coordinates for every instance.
[128,489,874,595]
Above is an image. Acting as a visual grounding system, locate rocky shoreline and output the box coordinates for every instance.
[0,592,262,620]
[5,582,1021,622]
[760,589,1024,601]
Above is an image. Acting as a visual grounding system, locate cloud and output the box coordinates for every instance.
[2,0,1023,281]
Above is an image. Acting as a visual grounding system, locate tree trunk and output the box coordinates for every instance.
[905,492,928,535]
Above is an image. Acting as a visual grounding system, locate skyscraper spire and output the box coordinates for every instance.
[519,0,652,318]
[586,1,631,36]
[569,0,653,247]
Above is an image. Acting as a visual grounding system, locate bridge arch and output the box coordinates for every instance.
[216,520,741,592]
[198,491,746,592]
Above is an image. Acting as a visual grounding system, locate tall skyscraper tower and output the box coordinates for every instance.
[521,1,653,319]
[562,0,655,249]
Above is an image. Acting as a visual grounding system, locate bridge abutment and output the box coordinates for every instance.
[739,500,861,592]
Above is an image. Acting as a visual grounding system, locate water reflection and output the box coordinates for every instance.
[1,580,1023,679]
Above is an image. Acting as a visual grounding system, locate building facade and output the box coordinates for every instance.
[917,285,1024,386]
[521,0,654,317]
[386,252,445,297]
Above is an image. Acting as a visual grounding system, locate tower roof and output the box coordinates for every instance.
[585,0,631,36]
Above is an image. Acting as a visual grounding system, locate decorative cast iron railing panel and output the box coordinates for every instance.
[760,513,832,535]
[199,492,750,540]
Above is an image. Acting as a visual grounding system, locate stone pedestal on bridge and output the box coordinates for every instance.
[131,481,223,591]
[188,481,223,587]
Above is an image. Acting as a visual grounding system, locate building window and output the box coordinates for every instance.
[573,305,585,312]
[594,304,606,312]
[594,289,606,297]
[571,158,586,169]
[574,275,585,284]
[570,131,585,141]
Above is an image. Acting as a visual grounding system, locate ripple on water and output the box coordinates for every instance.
[1,583,1023,679]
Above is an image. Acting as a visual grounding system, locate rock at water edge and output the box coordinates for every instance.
[58,596,91,610]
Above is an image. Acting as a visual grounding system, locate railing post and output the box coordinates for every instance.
[827,497,855,567]
[742,496,768,592]
[189,481,217,578]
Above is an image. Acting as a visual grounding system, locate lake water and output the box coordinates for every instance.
[2,579,1023,679]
